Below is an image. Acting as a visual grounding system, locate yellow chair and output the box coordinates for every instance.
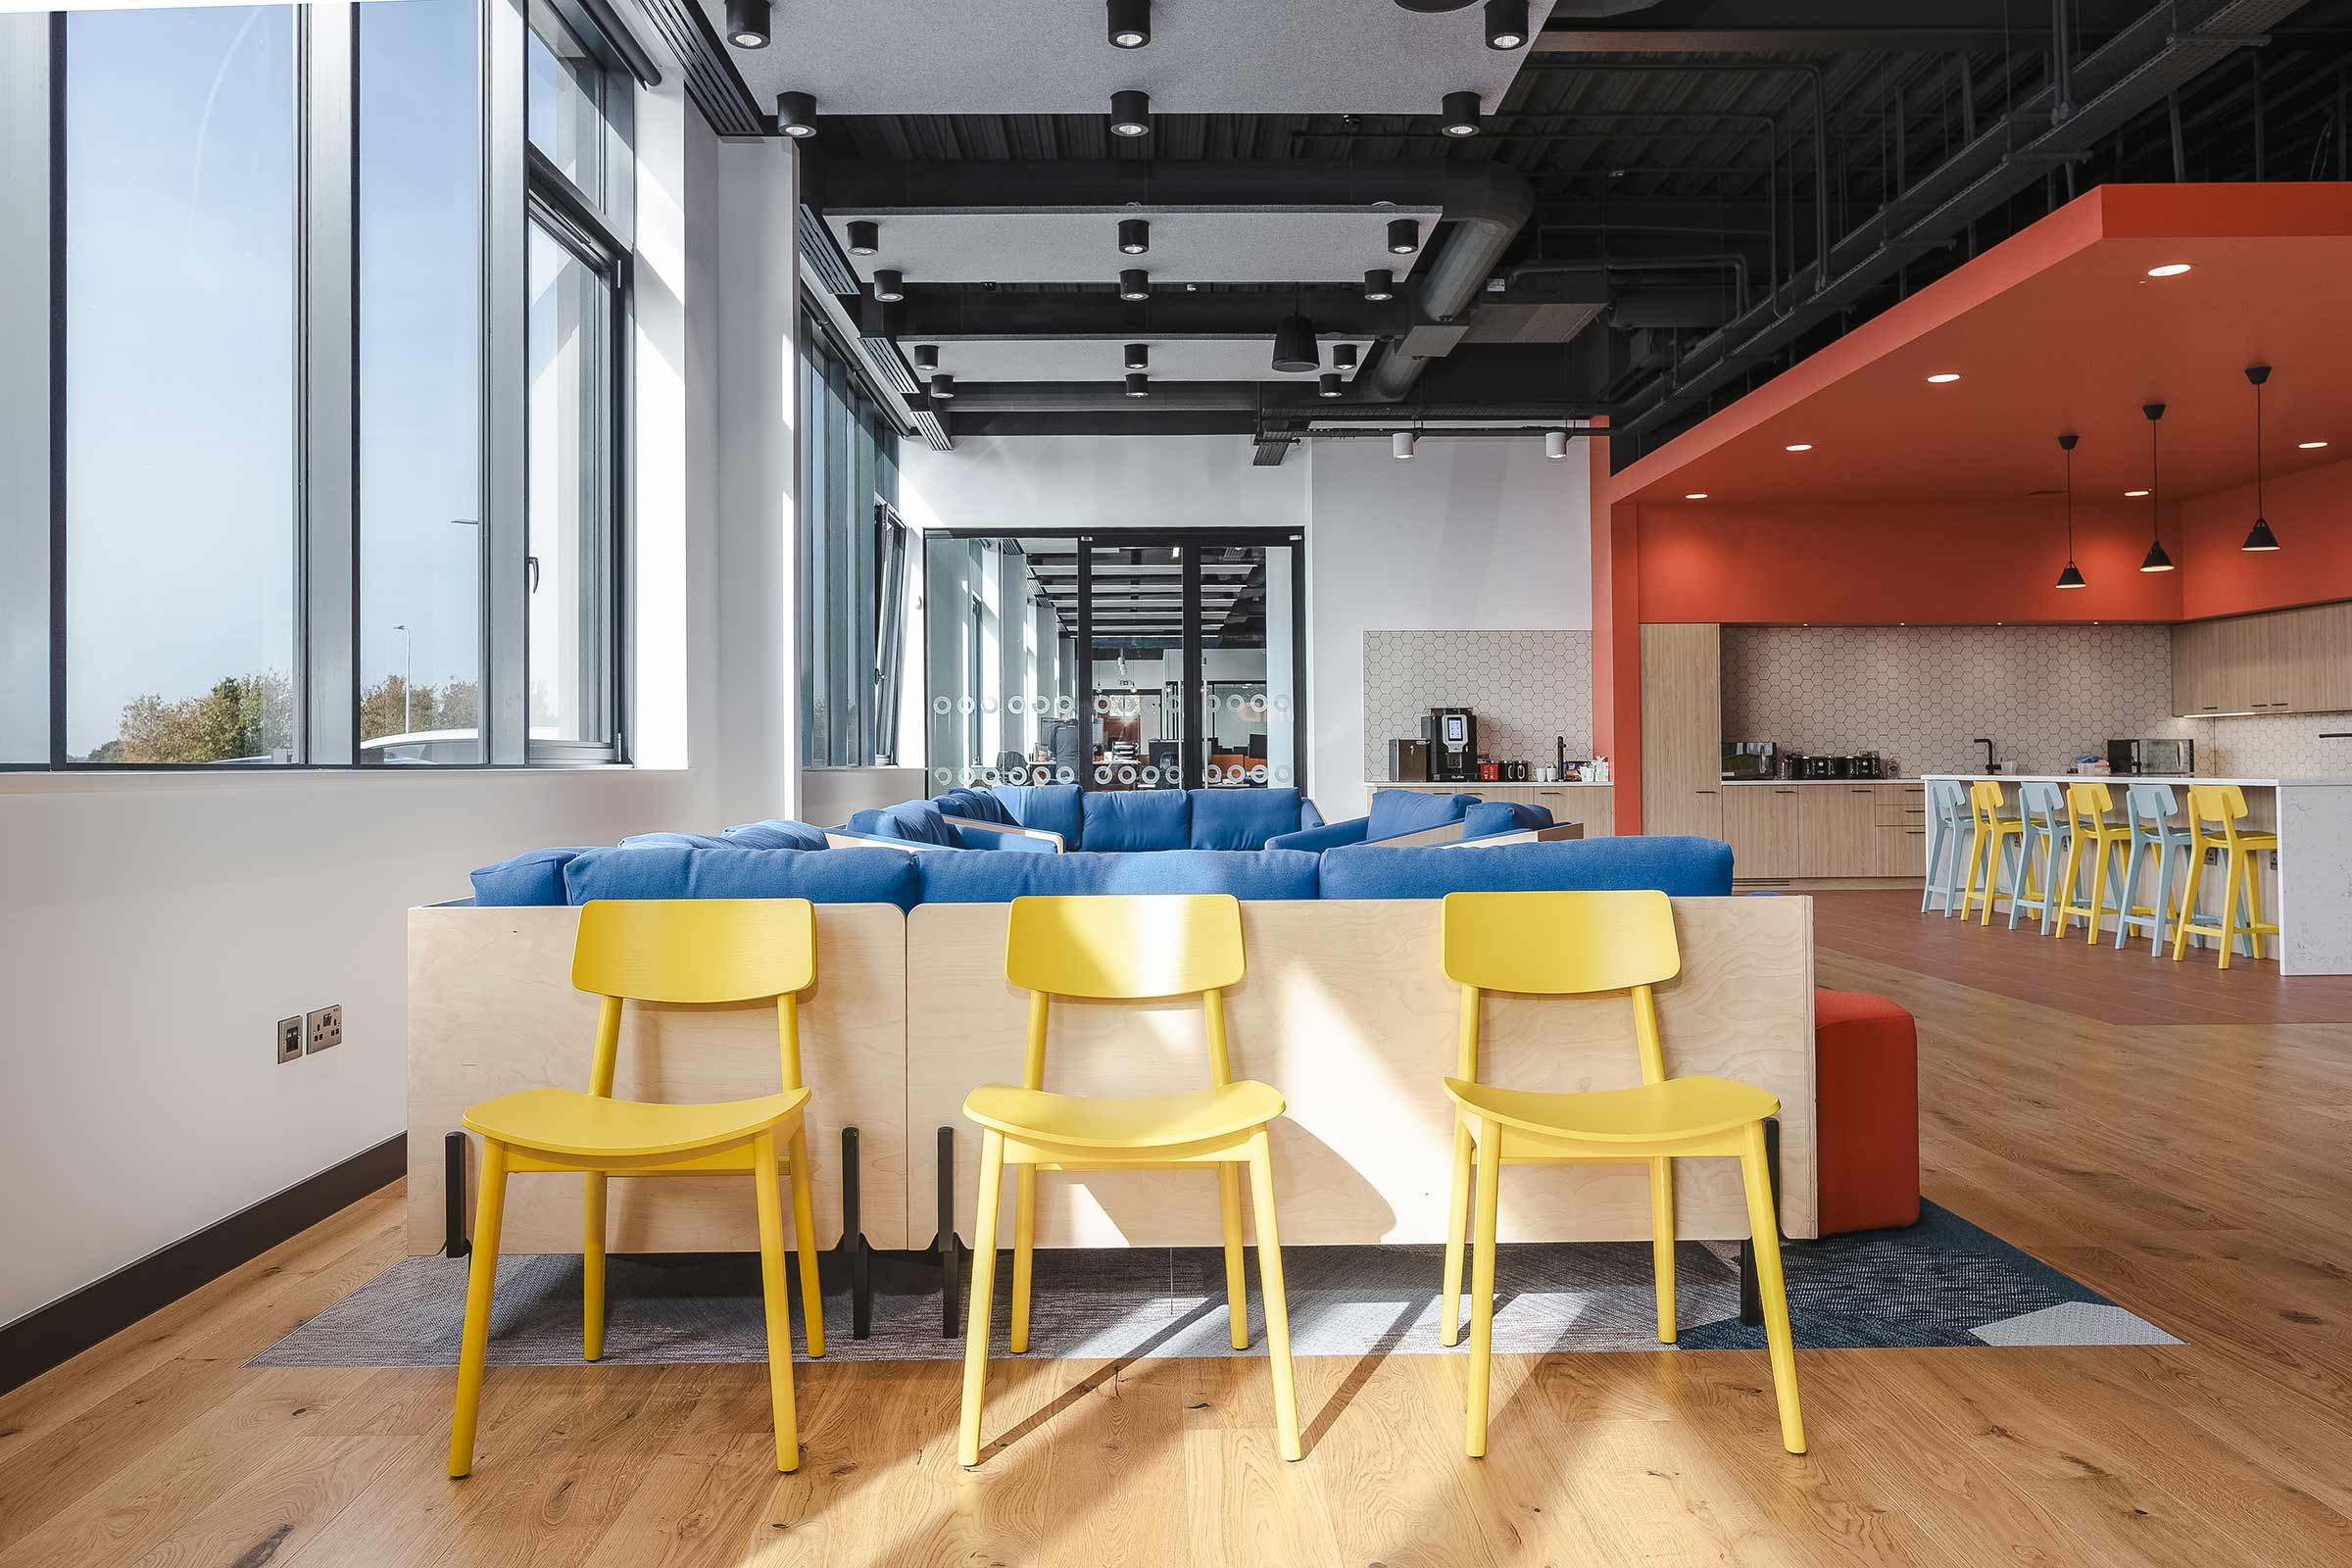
[2172,785,2280,970]
[957,893,1300,1465]
[1957,780,2027,925]
[1437,889,1803,1458]
[2055,780,2132,942]
[447,899,826,1478]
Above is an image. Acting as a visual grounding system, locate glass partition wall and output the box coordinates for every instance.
[923,530,1302,794]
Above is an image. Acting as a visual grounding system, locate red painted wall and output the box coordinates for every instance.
[1635,499,2186,625]
[2180,457,2352,618]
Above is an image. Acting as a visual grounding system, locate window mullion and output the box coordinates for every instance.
[300,1,358,765]
[0,16,52,765]
[483,0,530,764]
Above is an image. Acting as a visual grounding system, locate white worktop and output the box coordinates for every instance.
[1720,777,1922,786]
[1365,779,1615,788]
[1919,772,2352,788]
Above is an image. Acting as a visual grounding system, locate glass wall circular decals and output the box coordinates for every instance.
[1247,695,1266,716]
[933,766,954,785]
[957,697,976,714]
[1056,766,1077,783]
[1204,763,1223,783]
[980,768,1000,785]
[1093,695,1111,712]
[1250,764,1268,783]
[1095,765,1112,783]
[1274,694,1291,712]
[1004,694,1024,715]
[980,695,997,713]
[1055,696,1076,717]
[1274,764,1292,782]
[1140,765,1159,786]
[1118,764,1137,784]
[932,696,953,714]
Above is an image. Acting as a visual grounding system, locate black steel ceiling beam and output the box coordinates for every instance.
[871,292,1410,339]
[807,156,1528,216]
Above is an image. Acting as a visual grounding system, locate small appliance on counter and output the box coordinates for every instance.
[1386,738,1430,782]
[1423,707,1478,782]
[1845,752,1886,779]
[1795,754,1837,779]
[2108,738,2194,776]
[1721,741,1780,781]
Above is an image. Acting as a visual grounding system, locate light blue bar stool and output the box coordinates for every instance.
[2006,781,2069,933]
[1920,779,1973,915]
[2115,783,2250,957]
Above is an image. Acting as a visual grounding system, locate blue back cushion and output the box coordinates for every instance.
[564,846,922,909]
[935,787,1014,825]
[1366,789,1477,840]
[993,783,1083,845]
[1188,787,1302,851]
[1081,788,1192,852]
[1318,836,1735,900]
[918,848,1320,904]
[848,800,958,847]
[470,846,596,906]
[1461,801,1554,839]
[619,831,734,851]
[721,818,831,851]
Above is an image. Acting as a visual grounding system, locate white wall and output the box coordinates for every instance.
[899,434,1307,533]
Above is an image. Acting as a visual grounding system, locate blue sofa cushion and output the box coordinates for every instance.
[993,783,1083,845]
[470,846,597,906]
[721,817,831,851]
[1080,788,1192,852]
[1461,801,1554,839]
[1366,789,1478,841]
[564,846,922,908]
[935,787,1014,825]
[848,800,958,847]
[1318,836,1735,900]
[1265,817,1369,854]
[619,831,734,851]
[918,848,1320,904]
[1187,787,1303,851]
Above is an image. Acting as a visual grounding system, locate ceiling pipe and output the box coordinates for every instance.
[1354,168,1536,401]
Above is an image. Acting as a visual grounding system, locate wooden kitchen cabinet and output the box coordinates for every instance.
[1640,623,1725,839]
[1796,786,1878,877]
[2173,600,2352,717]
[1722,786,1803,877]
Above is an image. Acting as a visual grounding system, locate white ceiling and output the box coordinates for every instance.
[907,338,1372,383]
[702,0,1544,116]
[824,209,1437,287]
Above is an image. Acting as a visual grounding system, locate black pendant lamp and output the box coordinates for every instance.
[2139,402,2175,573]
[2243,365,2281,552]
[1270,299,1317,373]
[2054,433,2086,589]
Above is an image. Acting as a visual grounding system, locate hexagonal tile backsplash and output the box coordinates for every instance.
[1364,630,1594,777]
[1721,624,2191,776]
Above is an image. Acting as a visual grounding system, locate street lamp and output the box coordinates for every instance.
[393,623,413,733]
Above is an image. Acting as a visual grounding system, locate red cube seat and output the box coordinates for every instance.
[1813,989,1921,1234]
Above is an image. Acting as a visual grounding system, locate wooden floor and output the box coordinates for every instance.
[7,890,2352,1567]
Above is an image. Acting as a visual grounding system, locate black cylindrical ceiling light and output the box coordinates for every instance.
[724,0,769,49]
[1123,342,1150,370]
[1484,0,1530,49]
[845,220,878,256]
[1108,0,1151,48]
[2139,402,2176,572]
[1387,218,1421,255]
[1118,268,1150,301]
[1440,90,1483,136]
[1333,342,1359,370]
[928,372,956,400]
[871,269,906,303]
[1318,372,1344,398]
[1125,372,1150,398]
[1363,269,1396,301]
[2055,432,2086,589]
[1118,218,1151,255]
[777,91,818,137]
[1109,89,1152,137]
[911,344,938,372]
[1271,313,1318,373]
[2243,364,2281,552]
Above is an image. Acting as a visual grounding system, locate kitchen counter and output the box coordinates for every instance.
[1720,776,1923,786]
[1922,772,2352,788]
[1366,778,1616,788]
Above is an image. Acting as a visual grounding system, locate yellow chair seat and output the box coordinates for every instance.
[962,1079,1285,1152]
[1443,1074,1779,1146]
[2230,830,2280,850]
[463,1085,809,1161]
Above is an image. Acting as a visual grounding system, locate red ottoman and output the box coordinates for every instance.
[1813,990,1922,1234]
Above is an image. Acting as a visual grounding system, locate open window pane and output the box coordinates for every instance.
[63,4,299,763]
[526,219,614,747]
[358,0,482,764]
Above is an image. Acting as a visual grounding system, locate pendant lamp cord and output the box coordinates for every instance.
[2150,414,2161,546]
[2254,375,2266,517]
[2065,443,2076,558]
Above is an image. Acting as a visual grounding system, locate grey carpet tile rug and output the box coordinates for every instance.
[252,1202,2177,1370]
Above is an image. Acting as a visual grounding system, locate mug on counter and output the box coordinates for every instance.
[1537,766,1558,782]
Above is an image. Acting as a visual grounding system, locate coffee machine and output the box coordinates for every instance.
[1423,707,1478,782]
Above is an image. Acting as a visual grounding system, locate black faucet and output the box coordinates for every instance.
[1974,738,1998,774]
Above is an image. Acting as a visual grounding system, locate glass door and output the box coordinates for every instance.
[1194,539,1299,789]
[1083,541,1185,790]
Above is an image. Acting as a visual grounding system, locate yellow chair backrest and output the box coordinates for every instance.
[2185,783,2250,828]
[2065,779,2114,829]
[1968,780,2007,823]
[1004,894,1246,1092]
[571,898,817,1098]
[1441,890,1681,1087]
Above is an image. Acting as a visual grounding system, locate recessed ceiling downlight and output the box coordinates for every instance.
[2299,440,2329,449]
[1684,492,1709,500]
[2146,262,2192,277]
[1926,372,1961,383]
[1784,442,1813,452]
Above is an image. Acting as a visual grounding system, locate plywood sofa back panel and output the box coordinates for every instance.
[406,903,910,1253]
[906,896,1815,1248]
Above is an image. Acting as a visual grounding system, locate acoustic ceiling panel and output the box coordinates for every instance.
[824,210,1437,287]
[906,338,1373,383]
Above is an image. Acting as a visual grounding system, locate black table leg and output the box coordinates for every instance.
[842,1126,871,1340]
[938,1126,961,1339]
[1739,1117,1783,1327]
[444,1130,470,1259]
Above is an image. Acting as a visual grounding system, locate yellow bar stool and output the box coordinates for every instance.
[957,893,1300,1465]
[2172,785,2280,970]
[447,898,826,1478]
[1436,889,1803,1458]
[1957,779,2027,925]
[2055,780,2132,941]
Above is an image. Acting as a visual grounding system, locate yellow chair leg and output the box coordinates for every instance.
[448,1138,510,1479]
[1463,1118,1502,1458]
[1007,1166,1037,1354]
[1218,1163,1250,1350]
[1649,1156,1677,1345]
[957,1129,1005,1466]
[1437,1119,1472,1348]
[1245,1132,1302,1462]
[2244,851,2270,960]
[1738,1122,1805,1455]
[581,1171,607,1363]
[787,1127,825,1360]
[2172,845,2206,961]
[751,1130,800,1474]
[2054,836,2082,937]
[2216,853,2242,971]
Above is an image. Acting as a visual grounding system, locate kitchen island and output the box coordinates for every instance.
[1922,774,2352,976]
